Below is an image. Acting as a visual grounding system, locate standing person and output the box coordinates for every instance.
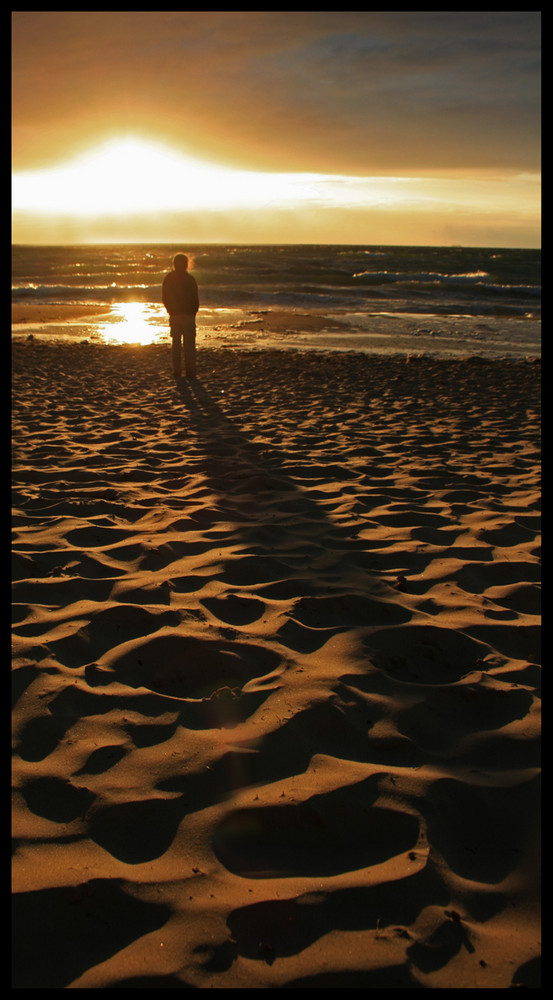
[162,253,199,378]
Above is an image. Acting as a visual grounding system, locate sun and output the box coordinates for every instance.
[11,135,341,220]
[12,137,210,216]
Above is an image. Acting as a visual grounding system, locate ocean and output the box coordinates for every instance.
[11,244,541,357]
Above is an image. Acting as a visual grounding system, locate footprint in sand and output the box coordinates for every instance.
[213,774,419,878]
[201,593,266,626]
[276,592,411,654]
[421,773,540,884]
[396,682,534,754]
[363,624,490,685]
[99,632,282,697]
[288,593,411,629]
[42,604,182,668]
[95,632,285,728]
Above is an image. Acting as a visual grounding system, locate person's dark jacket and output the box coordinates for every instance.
[162,270,199,316]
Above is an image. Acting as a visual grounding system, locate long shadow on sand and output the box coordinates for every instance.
[175,373,409,652]
[78,370,415,867]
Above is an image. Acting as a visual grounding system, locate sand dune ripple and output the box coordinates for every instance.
[12,345,540,988]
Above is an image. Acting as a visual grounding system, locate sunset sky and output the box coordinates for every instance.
[12,11,541,247]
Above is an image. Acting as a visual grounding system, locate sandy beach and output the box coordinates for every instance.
[12,339,541,988]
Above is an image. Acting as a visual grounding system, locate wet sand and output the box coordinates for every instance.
[11,302,541,359]
[12,302,112,325]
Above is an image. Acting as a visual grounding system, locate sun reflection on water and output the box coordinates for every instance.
[97,302,166,345]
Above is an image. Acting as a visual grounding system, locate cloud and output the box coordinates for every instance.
[12,11,540,175]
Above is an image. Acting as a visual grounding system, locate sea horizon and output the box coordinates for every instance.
[12,239,542,249]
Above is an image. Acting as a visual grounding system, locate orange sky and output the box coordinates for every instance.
[11,11,541,247]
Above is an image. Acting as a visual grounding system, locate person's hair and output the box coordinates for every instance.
[173,253,189,271]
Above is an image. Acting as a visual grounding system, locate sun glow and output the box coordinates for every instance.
[11,135,541,247]
[12,137,333,216]
[12,135,446,220]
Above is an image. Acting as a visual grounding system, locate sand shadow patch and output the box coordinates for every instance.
[363,624,492,685]
[20,775,95,824]
[276,618,340,653]
[168,696,378,797]
[63,524,135,548]
[219,554,294,587]
[396,682,534,754]
[280,967,422,988]
[95,632,284,727]
[14,577,117,613]
[201,593,266,625]
[106,973,194,988]
[454,559,541,593]
[75,744,128,774]
[87,796,185,864]
[407,913,475,973]
[12,879,170,988]
[225,864,446,965]
[277,592,411,653]
[289,593,411,630]
[166,573,211,594]
[177,684,275,730]
[422,773,540,883]
[511,956,541,989]
[478,522,537,547]
[483,583,540,616]
[213,775,419,878]
[12,662,43,709]
[100,632,283,699]
[44,604,182,668]
[15,711,75,762]
[466,623,540,664]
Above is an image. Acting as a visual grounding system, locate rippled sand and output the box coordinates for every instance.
[12,342,541,988]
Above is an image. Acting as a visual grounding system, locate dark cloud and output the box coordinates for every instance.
[12,11,540,174]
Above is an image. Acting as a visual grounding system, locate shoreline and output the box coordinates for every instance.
[11,302,541,360]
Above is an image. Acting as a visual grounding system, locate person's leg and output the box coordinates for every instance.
[183,318,197,377]
[171,331,182,376]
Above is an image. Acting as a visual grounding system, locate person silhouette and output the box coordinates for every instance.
[162,253,199,378]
